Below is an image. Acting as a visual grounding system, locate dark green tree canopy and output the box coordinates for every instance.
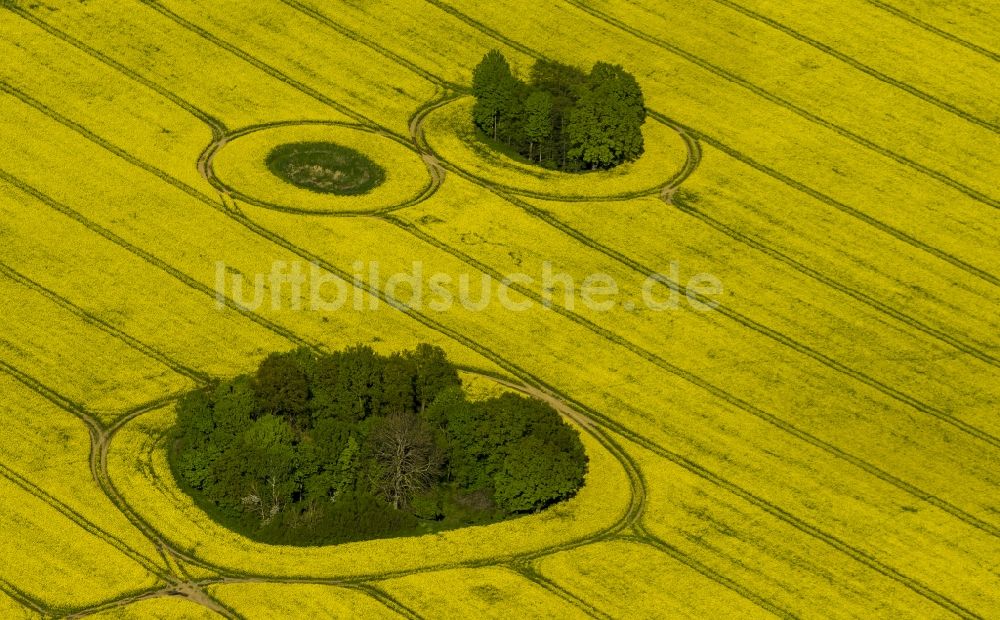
[171,344,588,545]
[470,50,646,171]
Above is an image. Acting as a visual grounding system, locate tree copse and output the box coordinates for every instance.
[471,50,646,171]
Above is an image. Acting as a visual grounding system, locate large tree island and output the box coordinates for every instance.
[171,344,588,545]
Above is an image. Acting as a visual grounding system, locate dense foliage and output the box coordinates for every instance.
[171,344,588,545]
[265,141,385,195]
[471,50,646,171]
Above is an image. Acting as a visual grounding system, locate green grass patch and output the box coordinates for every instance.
[265,141,386,195]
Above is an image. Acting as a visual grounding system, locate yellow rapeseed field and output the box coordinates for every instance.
[0,473,161,610]
[207,583,402,619]
[89,597,223,619]
[379,566,588,618]
[0,374,165,565]
[2,0,997,615]
[537,540,775,618]
[0,275,192,421]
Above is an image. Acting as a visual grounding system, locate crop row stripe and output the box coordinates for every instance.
[411,118,1000,447]
[3,159,972,616]
[864,0,1000,63]
[668,198,1000,366]
[8,5,227,137]
[510,563,617,620]
[630,531,796,619]
[0,579,47,616]
[0,167,309,352]
[700,0,996,133]
[388,214,1000,538]
[0,261,209,383]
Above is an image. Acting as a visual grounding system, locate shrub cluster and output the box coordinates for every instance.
[171,344,587,545]
[471,50,646,171]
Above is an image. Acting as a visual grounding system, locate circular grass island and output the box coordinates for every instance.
[206,123,432,214]
[265,141,386,196]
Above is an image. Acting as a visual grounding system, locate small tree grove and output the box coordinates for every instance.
[471,50,646,171]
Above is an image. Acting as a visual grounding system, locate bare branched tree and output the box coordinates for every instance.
[241,476,285,525]
[370,412,441,509]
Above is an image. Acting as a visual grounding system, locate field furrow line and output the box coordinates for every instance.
[405,114,1000,448]
[562,0,998,205]
[0,366,209,614]
[112,375,643,582]
[351,584,424,620]
[299,18,1000,374]
[0,81,225,220]
[198,120,439,217]
[290,4,1000,327]
[102,3,999,456]
[276,0,465,91]
[0,579,47,617]
[0,261,209,384]
[510,563,613,620]
[418,0,1000,286]
[134,0,374,130]
[2,78,640,582]
[628,530,794,619]
[710,0,998,132]
[0,464,171,581]
[864,0,1000,63]
[0,358,98,432]
[25,0,1000,302]
[651,111,1000,287]
[98,408,241,581]
[6,5,228,137]
[480,196,1000,449]
[487,375,647,541]
[63,587,226,620]
[602,428,979,619]
[88,394,224,582]
[226,210,989,616]
[9,52,991,618]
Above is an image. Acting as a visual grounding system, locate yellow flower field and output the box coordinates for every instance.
[0,374,165,567]
[536,540,776,619]
[0,275,192,421]
[2,0,997,615]
[378,566,588,618]
[0,474,161,610]
[89,597,222,620]
[207,583,397,619]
